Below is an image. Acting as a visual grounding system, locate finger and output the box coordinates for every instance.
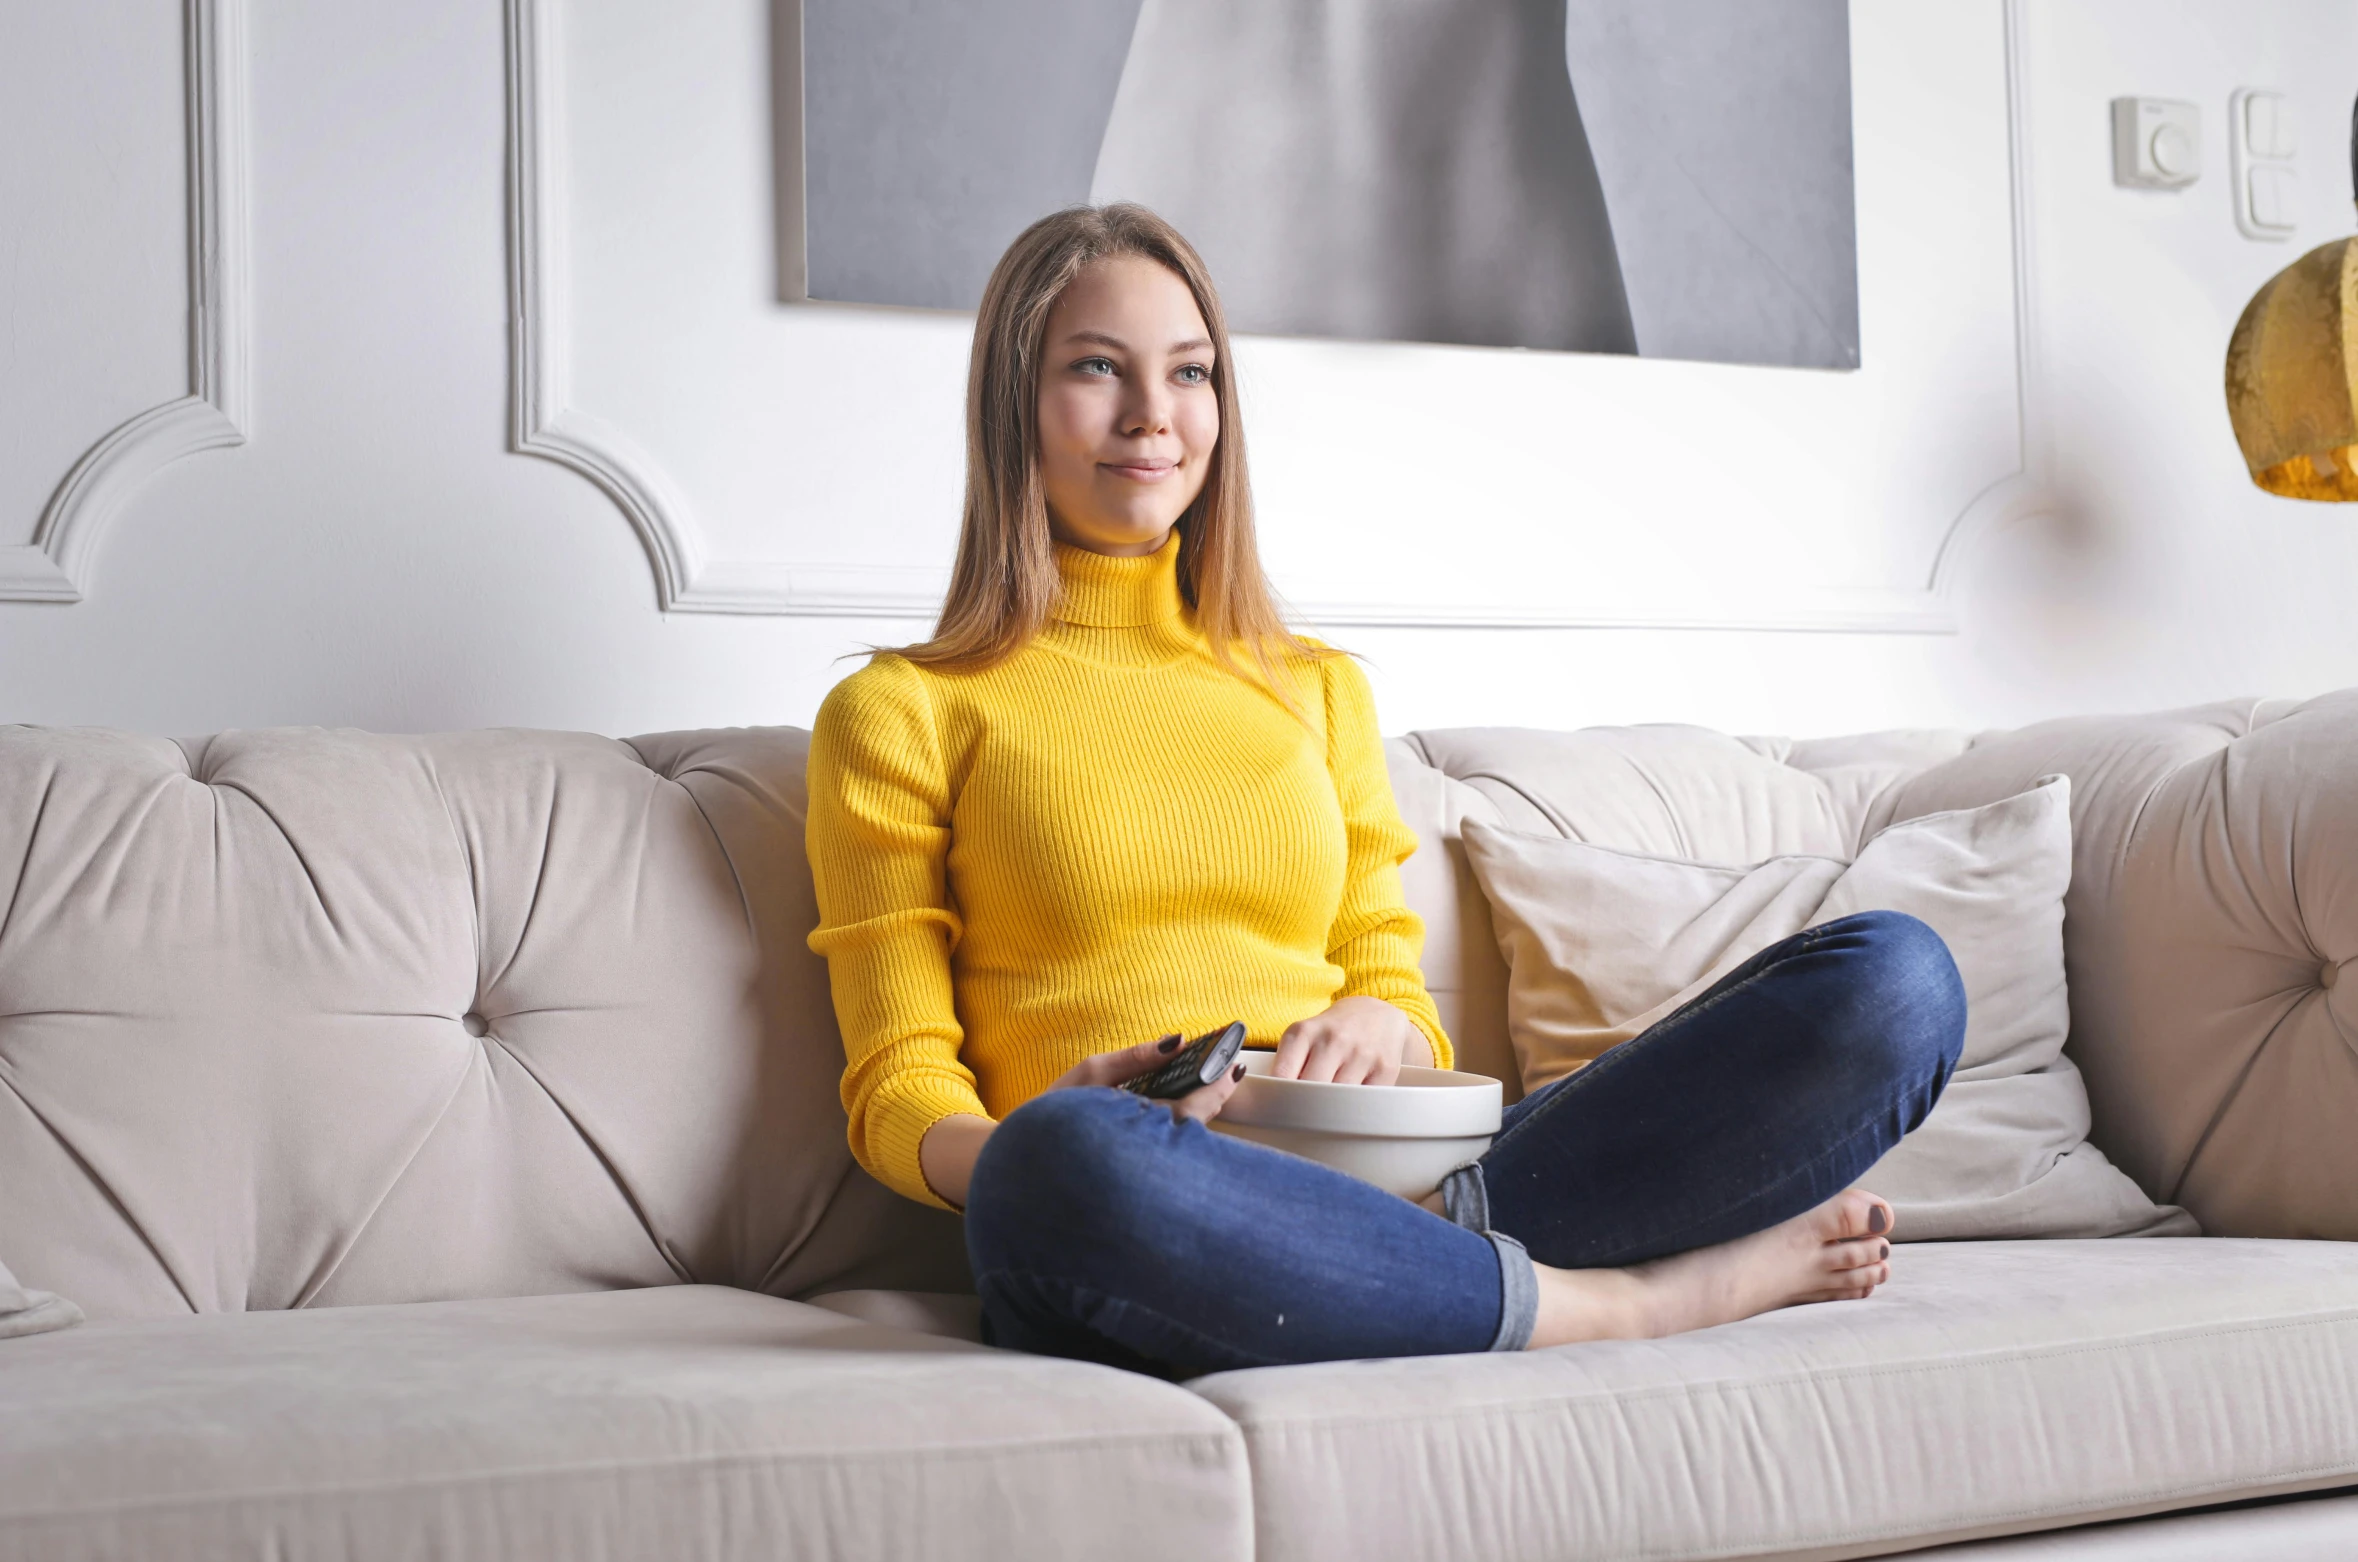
[1270,1023,1312,1081]
[1108,1033,1185,1082]
[1297,1035,1348,1084]
[1330,1047,1380,1086]
[1172,1062,1247,1124]
[1072,1034,1182,1088]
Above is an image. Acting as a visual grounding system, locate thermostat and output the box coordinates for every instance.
[2113,98,2201,189]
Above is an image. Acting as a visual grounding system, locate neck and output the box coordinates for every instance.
[1049,522,1174,560]
[1049,528,1187,631]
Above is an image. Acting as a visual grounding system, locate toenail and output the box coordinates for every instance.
[1867,1205,1888,1235]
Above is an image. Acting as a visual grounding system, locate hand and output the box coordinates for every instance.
[1049,1032,1247,1127]
[1271,996,1431,1085]
[917,1033,1249,1211]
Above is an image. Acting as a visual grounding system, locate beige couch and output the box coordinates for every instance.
[3,696,2355,1561]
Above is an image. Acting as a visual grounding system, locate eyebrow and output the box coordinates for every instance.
[1063,330,1216,355]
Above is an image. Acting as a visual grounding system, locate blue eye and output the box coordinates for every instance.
[1176,363,1211,385]
[1075,357,1116,376]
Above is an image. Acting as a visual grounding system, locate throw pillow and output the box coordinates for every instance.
[1462,776,2196,1240]
[0,1256,82,1340]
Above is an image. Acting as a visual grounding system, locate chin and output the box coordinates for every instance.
[1096,509,1185,545]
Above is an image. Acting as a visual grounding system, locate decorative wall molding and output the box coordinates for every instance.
[506,0,714,612]
[1922,0,2047,613]
[508,0,2039,632]
[0,0,252,604]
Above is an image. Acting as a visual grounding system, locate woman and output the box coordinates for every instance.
[807,205,1963,1377]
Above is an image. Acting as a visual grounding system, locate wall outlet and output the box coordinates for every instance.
[2112,98,2201,189]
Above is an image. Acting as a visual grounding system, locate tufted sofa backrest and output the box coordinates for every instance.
[1383,722,1971,1094]
[0,726,965,1321]
[1389,694,2358,1242]
[7,695,2355,1319]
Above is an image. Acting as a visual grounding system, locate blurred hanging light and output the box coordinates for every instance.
[2225,96,2358,500]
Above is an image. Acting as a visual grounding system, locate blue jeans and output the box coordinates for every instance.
[963,909,1966,1378]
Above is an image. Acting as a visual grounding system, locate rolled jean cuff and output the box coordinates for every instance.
[1440,1161,1490,1233]
[1485,1231,1538,1352]
[1441,1164,1534,1352]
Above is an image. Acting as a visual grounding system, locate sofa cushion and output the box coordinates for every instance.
[1389,725,1972,1104]
[0,1284,1250,1562]
[0,1257,79,1340]
[1461,779,2189,1242]
[1188,1238,2358,1562]
[1860,693,2358,1240]
[0,726,965,1320]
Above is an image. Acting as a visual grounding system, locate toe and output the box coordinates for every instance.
[1822,1236,1890,1272]
[1817,1260,1888,1300]
[1814,1189,1894,1243]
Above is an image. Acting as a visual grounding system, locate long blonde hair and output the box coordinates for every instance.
[892,204,1327,690]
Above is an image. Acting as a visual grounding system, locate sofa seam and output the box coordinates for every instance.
[0,762,56,958]
[478,1032,694,1285]
[416,749,487,1009]
[286,1049,486,1310]
[204,776,345,944]
[0,1426,1248,1526]
[1500,1462,2358,1562]
[0,1070,199,1316]
[2174,985,2313,1200]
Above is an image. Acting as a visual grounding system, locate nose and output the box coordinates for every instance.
[1120,373,1173,438]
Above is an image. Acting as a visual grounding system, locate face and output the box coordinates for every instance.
[1035,254,1220,557]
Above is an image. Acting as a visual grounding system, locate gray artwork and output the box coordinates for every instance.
[801,0,1858,369]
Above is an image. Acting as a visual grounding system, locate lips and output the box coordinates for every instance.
[1102,459,1179,481]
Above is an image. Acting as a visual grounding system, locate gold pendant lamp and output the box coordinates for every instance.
[2225,99,2358,500]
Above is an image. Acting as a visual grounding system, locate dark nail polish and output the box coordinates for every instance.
[1158,1034,1181,1053]
[1880,1242,1890,1260]
[1231,1063,1246,1082]
[1867,1206,1888,1235]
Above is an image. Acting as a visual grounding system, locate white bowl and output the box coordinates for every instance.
[1208,1052,1503,1200]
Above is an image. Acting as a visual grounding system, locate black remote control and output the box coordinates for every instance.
[1121,1021,1248,1100]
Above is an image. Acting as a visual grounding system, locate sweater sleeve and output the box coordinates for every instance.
[1318,654,1455,1071]
[805,656,989,1209]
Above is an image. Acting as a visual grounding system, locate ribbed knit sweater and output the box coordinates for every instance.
[804,532,1452,1209]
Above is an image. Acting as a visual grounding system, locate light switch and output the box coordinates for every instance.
[2243,91,2294,158]
[2231,87,2298,240]
[2113,98,2202,189]
[2250,164,2299,230]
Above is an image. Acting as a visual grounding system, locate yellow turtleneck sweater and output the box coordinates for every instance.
[804,533,1451,1209]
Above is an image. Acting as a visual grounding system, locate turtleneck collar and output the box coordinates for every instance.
[1050,530,1187,628]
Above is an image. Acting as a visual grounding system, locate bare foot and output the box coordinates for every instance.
[1527,1190,1896,1348]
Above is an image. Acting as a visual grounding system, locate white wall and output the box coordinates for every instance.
[2,0,2355,742]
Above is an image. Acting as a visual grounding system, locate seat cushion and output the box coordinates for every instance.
[1188,1238,2358,1562]
[0,1284,1250,1562]
[1920,1488,2358,1559]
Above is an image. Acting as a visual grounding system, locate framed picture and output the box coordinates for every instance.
[802,0,1859,369]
